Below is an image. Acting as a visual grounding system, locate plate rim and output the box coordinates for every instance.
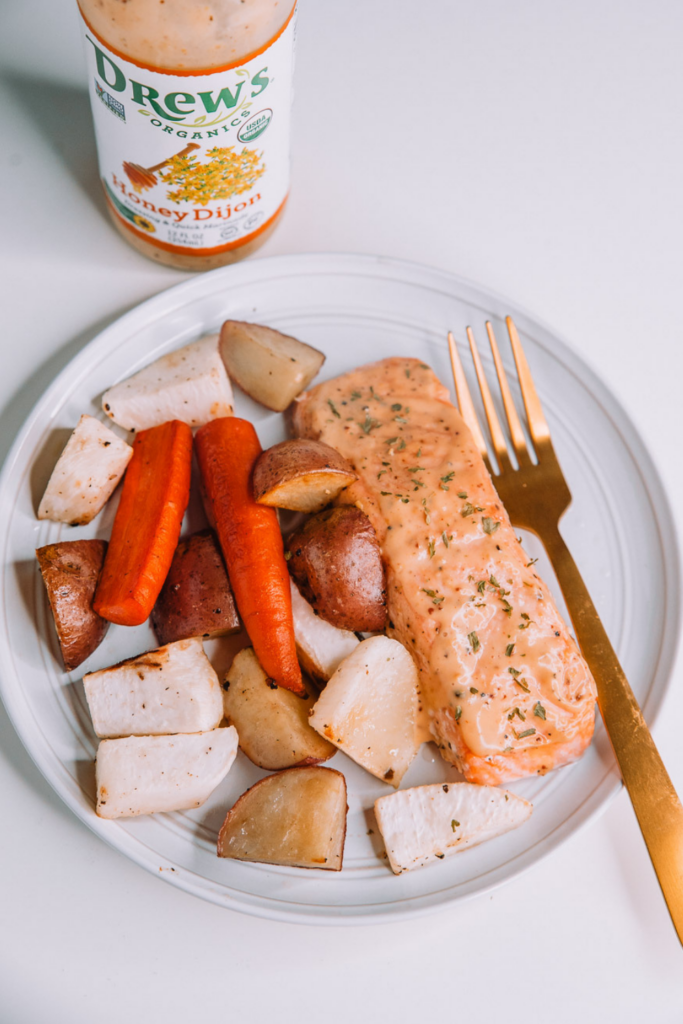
[0,251,679,925]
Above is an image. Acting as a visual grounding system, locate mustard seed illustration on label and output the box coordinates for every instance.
[121,142,266,205]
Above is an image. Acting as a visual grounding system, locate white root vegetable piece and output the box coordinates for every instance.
[219,320,325,412]
[290,580,359,686]
[375,783,533,874]
[83,637,223,738]
[38,415,132,525]
[217,766,347,869]
[223,647,334,770]
[96,727,238,819]
[308,635,420,787]
[102,334,234,431]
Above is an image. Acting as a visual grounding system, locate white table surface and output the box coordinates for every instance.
[1,1,682,1019]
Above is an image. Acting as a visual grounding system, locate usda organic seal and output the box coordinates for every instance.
[238,109,273,143]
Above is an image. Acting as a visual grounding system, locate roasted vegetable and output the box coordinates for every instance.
[96,727,238,819]
[219,320,325,412]
[102,334,234,432]
[309,636,420,787]
[290,580,359,686]
[217,766,347,869]
[223,647,334,770]
[93,420,192,627]
[83,637,224,738]
[38,415,132,525]
[195,416,304,696]
[151,530,239,646]
[286,506,386,632]
[374,783,533,873]
[36,539,109,671]
[252,438,357,513]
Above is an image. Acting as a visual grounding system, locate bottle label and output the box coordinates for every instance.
[79,7,296,256]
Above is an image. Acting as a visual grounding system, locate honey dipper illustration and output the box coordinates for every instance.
[122,142,200,193]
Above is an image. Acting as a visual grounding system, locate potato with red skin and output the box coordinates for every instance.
[286,506,387,632]
[217,766,347,870]
[151,530,239,646]
[252,439,357,513]
[36,540,109,671]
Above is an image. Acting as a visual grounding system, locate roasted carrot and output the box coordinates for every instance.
[195,417,304,696]
[93,420,192,626]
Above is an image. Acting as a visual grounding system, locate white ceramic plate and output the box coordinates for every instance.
[0,253,679,924]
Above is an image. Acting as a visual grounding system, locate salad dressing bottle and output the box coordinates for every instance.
[77,0,297,270]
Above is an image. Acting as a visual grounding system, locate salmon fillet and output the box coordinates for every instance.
[291,357,597,785]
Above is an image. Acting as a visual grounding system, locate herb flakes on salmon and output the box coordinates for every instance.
[292,357,597,786]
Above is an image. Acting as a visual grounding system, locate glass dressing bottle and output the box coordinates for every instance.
[77,0,297,270]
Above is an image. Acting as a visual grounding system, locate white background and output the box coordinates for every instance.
[1,1,682,1020]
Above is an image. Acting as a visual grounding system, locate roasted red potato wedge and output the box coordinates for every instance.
[151,529,240,646]
[286,506,387,632]
[252,439,357,513]
[36,540,109,671]
[217,766,347,870]
[223,647,334,770]
[219,320,325,412]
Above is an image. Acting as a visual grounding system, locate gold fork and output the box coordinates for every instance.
[448,316,683,944]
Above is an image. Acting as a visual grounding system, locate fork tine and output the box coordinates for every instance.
[485,321,532,466]
[506,316,551,445]
[466,326,511,471]
[447,331,489,462]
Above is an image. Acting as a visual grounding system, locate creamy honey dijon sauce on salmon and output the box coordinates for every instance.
[292,357,597,786]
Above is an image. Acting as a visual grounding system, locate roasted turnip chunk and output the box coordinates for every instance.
[290,580,359,685]
[83,637,223,738]
[38,415,132,525]
[219,320,325,412]
[102,334,234,431]
[217,766,347,869]
[223,647,335,770]
[375,783,533,874]
[308,635,420,787]
[96,727,238,818]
